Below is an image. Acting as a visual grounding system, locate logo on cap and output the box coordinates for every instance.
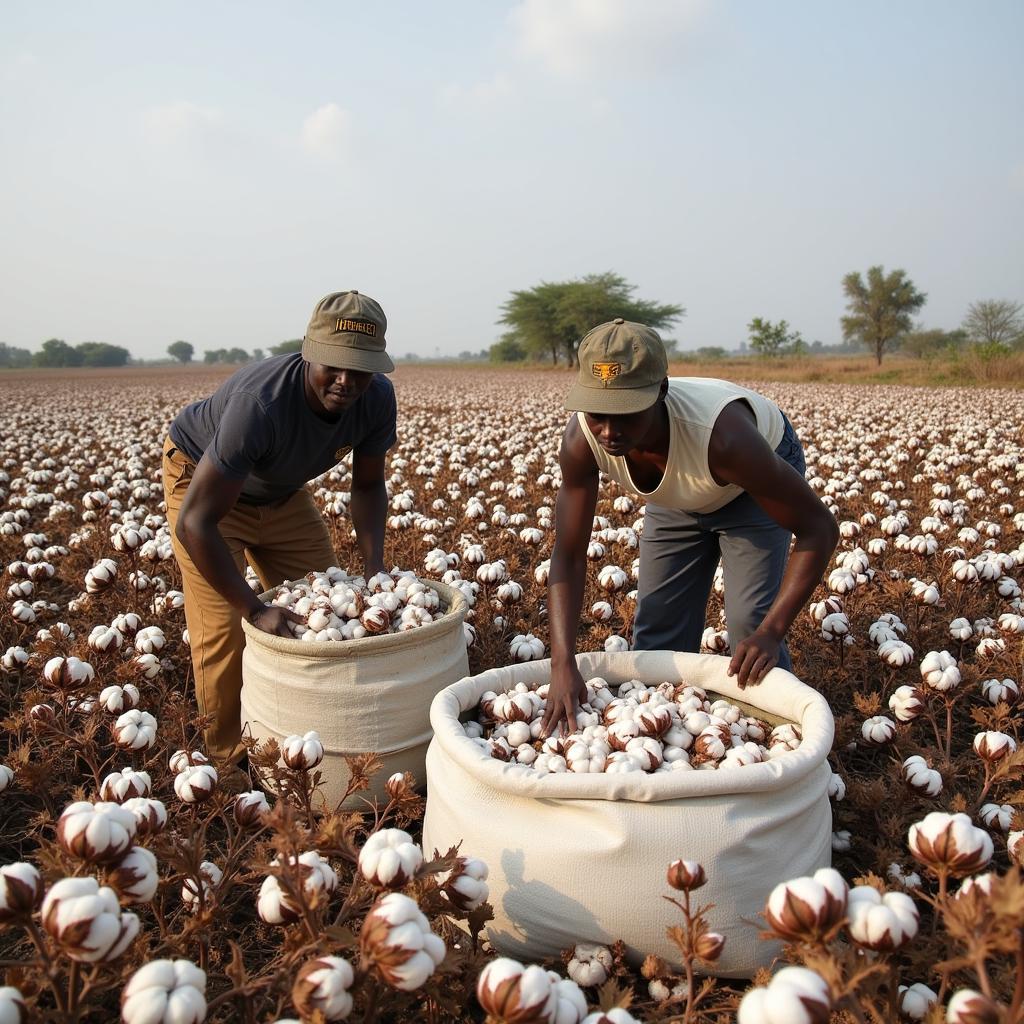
[335,318,377,337]
[591,362,622,386]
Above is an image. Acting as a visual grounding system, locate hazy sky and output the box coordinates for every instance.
[2,1,1022,360]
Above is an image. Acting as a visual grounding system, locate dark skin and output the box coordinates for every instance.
[541,379,839,737]
[175,362,388,637]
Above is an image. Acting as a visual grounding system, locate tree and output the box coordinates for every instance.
[168,341,194,364]
[840,266,926,366]
[224,348,249,363]
[33,338,82,367]
[693,346,727,360]
[489,336,527,363]
[962,300,1024,348]
[270,339,303,355]
[499,273,684,367]
[76,342,130,367]
[252,348,265,361]
[0,343,32,369]
[204,349,226,364]
[901,327,967,360]
[747,318,804,358]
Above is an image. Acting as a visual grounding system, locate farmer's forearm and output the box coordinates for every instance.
[756,523,839,641]
[548,546,588,664]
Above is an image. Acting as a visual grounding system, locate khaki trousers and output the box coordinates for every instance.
[162,438,335,761]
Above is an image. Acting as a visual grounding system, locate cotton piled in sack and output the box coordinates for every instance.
[423,650,834,978]
[241,579,468,810]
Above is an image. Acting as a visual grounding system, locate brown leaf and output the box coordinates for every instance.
[596,977,635,1011]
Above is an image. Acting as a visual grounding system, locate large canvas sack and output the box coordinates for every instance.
[423,650,834,978]
[241,579,468,811]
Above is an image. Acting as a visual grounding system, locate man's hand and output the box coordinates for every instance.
[540,660,588,738]
[727,628,781,689]
[247,604,305,638]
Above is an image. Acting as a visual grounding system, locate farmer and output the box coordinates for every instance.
[542,318,838,736]
[163,290,396,763]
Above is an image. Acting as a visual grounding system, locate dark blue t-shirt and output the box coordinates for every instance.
[168,353,396,504]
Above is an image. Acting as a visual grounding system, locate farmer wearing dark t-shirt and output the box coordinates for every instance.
[163,290,397,762]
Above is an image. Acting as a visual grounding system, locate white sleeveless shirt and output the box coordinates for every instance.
[577,377,785,514]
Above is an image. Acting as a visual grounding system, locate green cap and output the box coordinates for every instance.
[302,290,394,374]
[564,318,668,414]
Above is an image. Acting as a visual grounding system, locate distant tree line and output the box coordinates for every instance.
[0,338,131,368]
[491,267,1022,368]
[746,274,1023,366]
[179,339,298,365]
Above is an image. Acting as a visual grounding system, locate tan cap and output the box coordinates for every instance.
[302,290,394,374]
[564,318,668,414]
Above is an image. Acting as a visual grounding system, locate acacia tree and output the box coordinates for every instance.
[841,266,926,366]
[498,273,684,366]
[747,317,803,358]
[962,299,1024,348]
[167,340,194,363]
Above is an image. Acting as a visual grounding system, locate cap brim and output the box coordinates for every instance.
[302,338,395,374]
[564,380,662,415]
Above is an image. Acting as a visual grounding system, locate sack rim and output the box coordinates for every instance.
[241,577,467,659]
[428,650,834,803]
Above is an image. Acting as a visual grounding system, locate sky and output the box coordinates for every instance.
[1,1,1022,360]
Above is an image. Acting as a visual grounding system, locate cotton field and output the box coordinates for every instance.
[1,366,1023,1023]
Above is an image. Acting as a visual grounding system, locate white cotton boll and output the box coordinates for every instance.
[181,862,223,912]
[978,803,1013,832]
[358,829,424,889]
[832,830,852,852]
[281,731,325,770]
[360,892,445,991]
[509,633,544,662]
[98,684,140,715]
[113,710,158,751]
[920,650,960,691]
[861,716,897,747]
[888,685,926,722]
[737,966,831,1024]
[980,677,1018,706]
[901,755,942,797]
[846,886,919,951]
[173,765,218,804]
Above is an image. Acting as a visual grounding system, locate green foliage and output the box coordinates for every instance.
[900,327,967,360]
[0,342,33,369]
[33,338,82,367]
[77,342,130,367]
[693,346,727,360]
[167,340,194,364]
[841,265,926,366]
[30,338,130,368]
[489,335,527,363]
[252,348,265,361]
[270,339,303,355]
[203,348,250,364]
[962,299,1024,348]
[970,339,1013,362]
[747,317,804,358]
[498,272,684,366]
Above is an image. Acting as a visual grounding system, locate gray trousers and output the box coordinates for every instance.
[632,415,806,671]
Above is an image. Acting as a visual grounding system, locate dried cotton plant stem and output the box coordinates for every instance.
[24,918,68,1015]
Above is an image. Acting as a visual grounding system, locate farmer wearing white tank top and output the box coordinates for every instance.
[542,319,839,737]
